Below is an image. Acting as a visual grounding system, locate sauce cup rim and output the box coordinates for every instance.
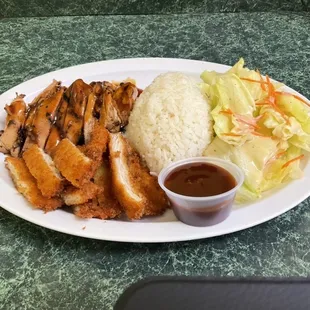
[158,157,245,202]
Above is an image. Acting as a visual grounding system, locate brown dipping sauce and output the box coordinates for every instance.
[164,163,236,197]
[164,163,237,227]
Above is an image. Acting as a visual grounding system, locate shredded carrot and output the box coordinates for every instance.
[276,151,286,159]
[252,131,270,137]
[282,154,304,169]
[220,109,233,115]
[236,117,260,129]
[240,77,268,85]
[222,133,242,137]
[275,91,310,108]
[258,70,267,91]
[255,102,269,106]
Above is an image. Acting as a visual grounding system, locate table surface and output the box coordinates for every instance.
[1,12,310,310]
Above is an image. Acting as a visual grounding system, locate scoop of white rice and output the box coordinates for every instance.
[125,72,213,173]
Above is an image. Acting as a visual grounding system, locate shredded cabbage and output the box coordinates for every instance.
[201,58,309,202]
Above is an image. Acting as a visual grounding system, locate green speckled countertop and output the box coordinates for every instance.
[1,12,310,310]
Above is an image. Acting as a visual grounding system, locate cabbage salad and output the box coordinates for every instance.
[201,58,310,202]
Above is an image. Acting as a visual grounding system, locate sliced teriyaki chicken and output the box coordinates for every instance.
[99,82,138,133]
[109,133,168,219]
[83,92,97,144]
[99,85,122,133]
[90,81,104,119]
[0,94,27,157]
[23,87,65,152]
[29,80,61,108]
[63,79,92,144]
[23,80,61,150]
[112,82,138,127]
[45,97,69,155]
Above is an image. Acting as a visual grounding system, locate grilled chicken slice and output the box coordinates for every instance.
[83,92,96,144]
[99,87,122,133]
[45,97,68,155]
[113,82,138,127]
[29,80,61,108]
[91,82,104,118]
[109,133,168,219]
[63,79,92,144]
[24,80,61,146]
[22,87,65,151]
[0,94,27,157]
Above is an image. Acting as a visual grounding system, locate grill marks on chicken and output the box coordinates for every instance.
[1,78,169,220]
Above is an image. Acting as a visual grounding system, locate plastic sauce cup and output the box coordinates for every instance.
[158,157,244,227]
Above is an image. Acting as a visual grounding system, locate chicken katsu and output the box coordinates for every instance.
[109,133,168,219]
[5,157,63,211]
[1,78,169,221]
[23,144,64,198]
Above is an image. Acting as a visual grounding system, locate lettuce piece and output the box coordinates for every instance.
[260,145,303,191]
[276,92,310,134]
[204,136,303,202]
[204,74,256,145]
[201,58,308,202]
[205,136,278,194]
[260,106,304,140]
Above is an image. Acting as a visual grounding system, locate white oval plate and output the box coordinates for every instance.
[1,58,310,243]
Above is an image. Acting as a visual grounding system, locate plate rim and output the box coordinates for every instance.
[1,57,309,243]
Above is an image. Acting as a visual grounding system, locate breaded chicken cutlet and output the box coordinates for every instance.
[23,144,64,198]
[0,78,171,223]
[5,157,63,211]
[73,160,122,219]
[52,138,96,188]
[109,133,168,219]
[79,121,109,163]
[62,182,103,206]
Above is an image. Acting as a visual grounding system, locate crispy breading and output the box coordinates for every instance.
[93,160,122,210]
[74,160,122,219]
[109,133,168,219]
[62,182,102,205]
[23,144,64,198]
[52,138,95,187]
[73,199,121,220]
[5,157,63,211]
[80,122,109,163]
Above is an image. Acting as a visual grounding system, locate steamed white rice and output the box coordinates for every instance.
[125,72,213,173]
